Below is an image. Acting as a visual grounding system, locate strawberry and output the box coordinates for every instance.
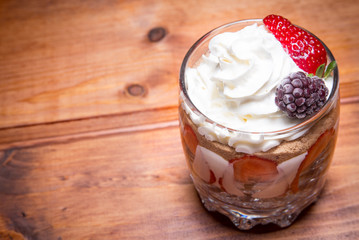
[291,128,336,192]
[263,14,327,75]
[182,124,198,156]
[231,156,278,184]
[209,170,216,184]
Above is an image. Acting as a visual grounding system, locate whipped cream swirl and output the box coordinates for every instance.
[184,23,308,154]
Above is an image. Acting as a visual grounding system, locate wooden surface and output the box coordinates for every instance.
[0,0,358,239]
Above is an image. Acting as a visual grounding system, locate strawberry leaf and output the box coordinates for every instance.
[315,64,325,78]
[324,61,337,79]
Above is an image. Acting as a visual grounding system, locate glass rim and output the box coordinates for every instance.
[179,18,339,135]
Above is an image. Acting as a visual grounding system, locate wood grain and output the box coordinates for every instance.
[0,0,359,239]
[0,102,358,239]
[0,0,358,129]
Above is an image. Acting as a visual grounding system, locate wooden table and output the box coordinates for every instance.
[1,0,358,239]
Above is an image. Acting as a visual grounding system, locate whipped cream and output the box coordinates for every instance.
[183,23,324,154]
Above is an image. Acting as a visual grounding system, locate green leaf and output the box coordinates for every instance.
[324,61,337,79]
[315,64,325,78]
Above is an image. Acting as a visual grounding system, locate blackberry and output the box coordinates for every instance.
[275,71,329,119]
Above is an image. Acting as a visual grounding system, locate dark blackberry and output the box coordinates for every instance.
[275,71,329,119]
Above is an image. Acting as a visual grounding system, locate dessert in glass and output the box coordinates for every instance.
[179,15,339,230]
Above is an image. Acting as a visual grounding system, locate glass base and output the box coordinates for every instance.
[192,174,324,230]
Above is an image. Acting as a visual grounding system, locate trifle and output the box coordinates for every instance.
[179,15,339,229]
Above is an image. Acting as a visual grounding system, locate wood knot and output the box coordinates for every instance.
[126,84,145,97]
[148,27,166,42]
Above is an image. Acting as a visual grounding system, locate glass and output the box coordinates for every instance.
[179,19,339,230]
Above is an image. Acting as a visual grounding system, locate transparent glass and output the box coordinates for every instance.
[179,19,339,230]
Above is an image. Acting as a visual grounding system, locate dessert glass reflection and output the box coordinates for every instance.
[179,19,339,230]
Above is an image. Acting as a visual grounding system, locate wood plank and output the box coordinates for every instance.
[0,106,178,149]
[0,101,358,239]
[1,0,359,239]
[1,0,358,129]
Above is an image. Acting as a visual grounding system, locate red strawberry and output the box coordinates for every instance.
[231,156,278,183]
[291,128,336,192]
[182,124,198,155]
[263,14,327,75]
